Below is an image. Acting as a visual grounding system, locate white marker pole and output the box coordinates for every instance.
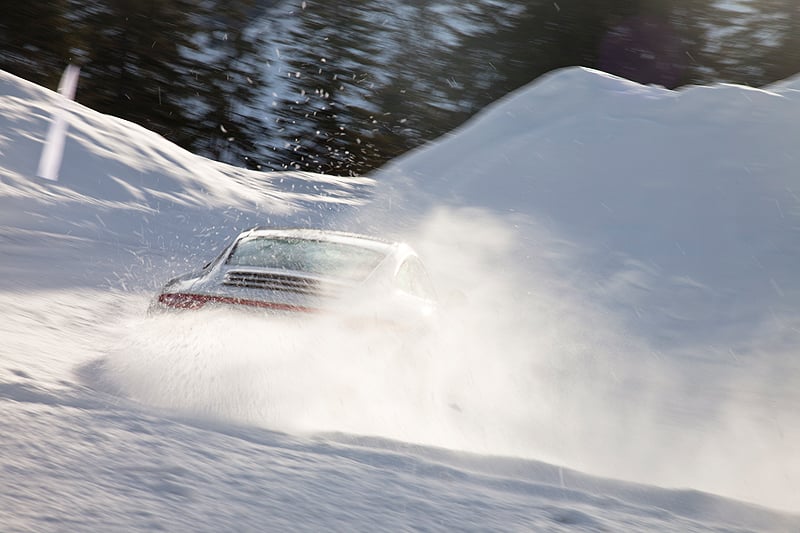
[37,64,81,181]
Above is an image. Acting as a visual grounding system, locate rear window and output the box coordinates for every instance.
[226,237,386,281]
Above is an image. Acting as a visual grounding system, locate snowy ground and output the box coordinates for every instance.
[1,67,799,531]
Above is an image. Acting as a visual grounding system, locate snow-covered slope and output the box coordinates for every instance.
[370,67,800,514]
[374,67,800,349]
[1,67,798,530]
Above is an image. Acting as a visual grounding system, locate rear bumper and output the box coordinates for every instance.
[151,292,318,313]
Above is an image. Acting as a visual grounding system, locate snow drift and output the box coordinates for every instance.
[363,67,800,513]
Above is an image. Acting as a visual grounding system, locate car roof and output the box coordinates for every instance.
[238,227,400,255]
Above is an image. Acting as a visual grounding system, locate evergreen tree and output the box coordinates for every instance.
[263,2,389,174]
[68,0,204,146]
[753,0,800,84]
[0,0,73,88]
[187,0,272,169]
[703,0,800,86]
[664,0,717,86]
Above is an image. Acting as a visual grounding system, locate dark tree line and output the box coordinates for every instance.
[1,0,267,168]
[2,0,800,176]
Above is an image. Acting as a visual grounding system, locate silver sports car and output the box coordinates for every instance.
[150,227,436,324]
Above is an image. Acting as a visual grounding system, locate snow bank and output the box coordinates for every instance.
[368,67,800,511]
[375,66,800,349]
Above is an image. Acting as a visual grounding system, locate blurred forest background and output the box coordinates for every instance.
[2,0,799,175]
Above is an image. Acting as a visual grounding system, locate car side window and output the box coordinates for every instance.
[395,257,435,300]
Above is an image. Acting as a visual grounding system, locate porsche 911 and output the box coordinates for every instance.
[150,227,436,326]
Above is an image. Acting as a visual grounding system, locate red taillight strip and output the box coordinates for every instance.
[157,293,316,313]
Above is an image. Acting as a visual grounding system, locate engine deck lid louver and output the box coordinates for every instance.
[222,270,344,297]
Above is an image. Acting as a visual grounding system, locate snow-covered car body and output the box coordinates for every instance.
[151,228,436,324]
